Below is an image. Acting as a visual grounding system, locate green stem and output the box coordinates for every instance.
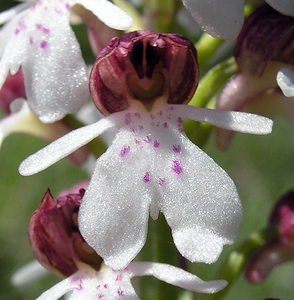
[199,228,276,300]
[139,215,180,300]
[196,34,224,71]
[143,0,178,32]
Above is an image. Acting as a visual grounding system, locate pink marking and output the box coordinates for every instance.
[29,37,34,45]
[65,3,71,11]
[74,281,83,291]
[139,125,144,131]
[14,29,20,35]
[172,145,181,153]
[98,294,104,299]
[103,284,108,289]
[177,117,183,125]
[135,112,141,118]
[19,20,27,31]
[117,288,124,296]
[115,275,122,282]
[172,160,183,175]
[158,178,165,186]
[96,284,101,289]
[144,136,152,143]
[156,122,160,127]
[167,106,174,111]
[120,146,130,157]
[40,40,48,49]
[125,113,131,125]
[158,110,163,116]
[135,138,141,145]
[163,122,168,128]
[143,172,151,183]
[130,126,137,133]
[153,140,160,148]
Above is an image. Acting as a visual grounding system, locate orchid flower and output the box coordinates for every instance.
[19,30,273,270]
[0,0,132,123]
[182,0,294,40]
[36,262,227,300]
[24,182,227,299]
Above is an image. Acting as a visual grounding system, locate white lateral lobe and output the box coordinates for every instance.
[175,105,273,134]
[129,262,227,294]
[19,114,121,176]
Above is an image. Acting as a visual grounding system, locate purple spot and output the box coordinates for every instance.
[65,3,71,11]
[120,146,130,157]
[74,281,83,291]
[14,28,20,35]
[172,160,183,175]
[135,138,141,145]
[154,140,160,148]
[29,37,34,45]
[130,126,137,133]
[125,113,131,125]
[143,172,151,183]
[177,117,183,125]
[118,288,124,296]
[98,294,104,299]
[158,178,165,186]
[167,106,174,111]
[40,40,48,49]
[116,275,122,282]
[158,110,163,116]
[96,284,101,289]
[139,125,144,131]
[163,122,168,128]
[144,136,152,143]
[172,145,181,153]
[135,112,141,118]
[103,284,108,289]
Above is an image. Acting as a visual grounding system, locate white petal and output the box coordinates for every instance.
[79,129,151,270]
[11,260,48,287]
[77,0,133,30]
[37,277,73,300]
[176,105,273,134]
[0,3,88,122]
[129,262,227,294]
[182,0,244,40]
[277,68,294,97]
[19,114,119,176]
[266,0,294,17]
[152,122,242,263]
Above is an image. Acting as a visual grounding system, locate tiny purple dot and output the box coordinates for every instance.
[144,136,152,144]
[172,145,181,153]
[135,112,141,118]
[172,160,183,175]
[15,28,20,35]
[120,146,130,157]
[158,178,165,186]
[154,140,160,148]
[40,40,48,49]
[143,172,151,183]
[163,122,168,128]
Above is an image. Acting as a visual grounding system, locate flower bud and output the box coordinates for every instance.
[29,185,102,277]
[236,4,294,76]
[89,30,199,115]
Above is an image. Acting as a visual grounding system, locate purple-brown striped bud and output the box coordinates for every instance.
[89,30,199,115]
[29,185,102,277]
[236,4,294,76]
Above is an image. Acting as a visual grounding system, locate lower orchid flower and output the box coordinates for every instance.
[23,183,227,299]
[19,30,273,270]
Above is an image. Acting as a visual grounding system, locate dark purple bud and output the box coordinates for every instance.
[29,185,102,277]
[245,190,294,283]
[0,70,26,115]
[89,30,199,115]
[236,4,294,76]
